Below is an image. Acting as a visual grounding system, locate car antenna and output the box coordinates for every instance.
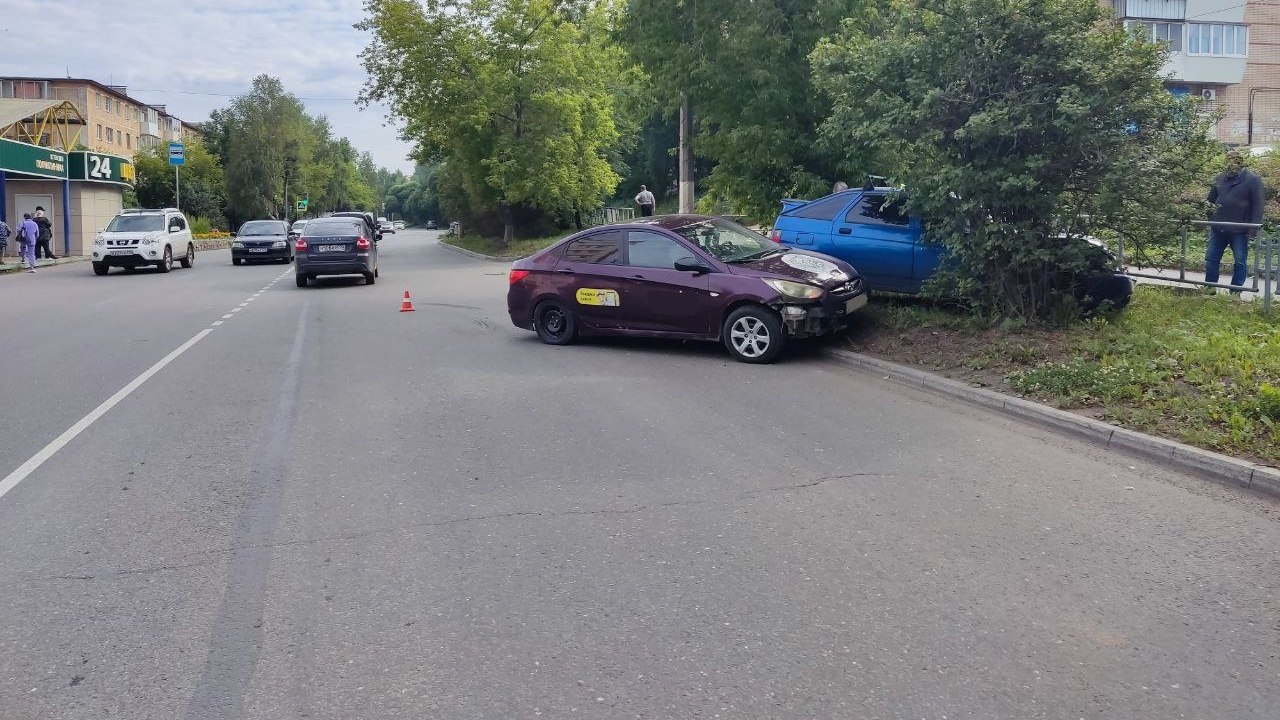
[863,175,888,191]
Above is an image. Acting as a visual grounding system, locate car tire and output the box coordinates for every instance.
[374,266,379,278]
[156,246,173,273]
[723,305,785,364]
[365,271,376,285]
[179,243,194,268]
[534,300,577,345]
[92,262,108,276]
[295,274,308,288]
[233,258,242,266]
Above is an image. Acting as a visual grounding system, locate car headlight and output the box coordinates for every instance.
[232,242,244,248]
[763,278,823,300]
[272,240,287,248]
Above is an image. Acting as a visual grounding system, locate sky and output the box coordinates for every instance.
[4,0,414,174]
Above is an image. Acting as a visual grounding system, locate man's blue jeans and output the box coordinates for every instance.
[1205,228,1250,288]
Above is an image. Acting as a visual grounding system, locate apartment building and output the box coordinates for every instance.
[1113,0,1279,146]
[0,77,199,155]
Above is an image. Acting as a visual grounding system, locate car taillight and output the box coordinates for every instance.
[356,237,371,251]
[509,269,530,284]
[295,238,308,251]
[768,229,782,243]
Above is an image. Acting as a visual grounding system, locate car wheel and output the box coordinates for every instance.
[179,243,194,268]
[534,300,576,345]
[723,306,785,364]
[374,266,379,278]
[365,271,376,285]
[92,262,108,276]
[295,274,308,288]
[156,247,173,273]
[233,258,242,266]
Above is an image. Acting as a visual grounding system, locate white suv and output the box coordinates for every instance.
[91,208,196,275]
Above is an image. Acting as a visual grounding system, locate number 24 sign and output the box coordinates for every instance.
[86,154,114,180]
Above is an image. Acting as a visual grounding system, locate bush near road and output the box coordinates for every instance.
[848,285,1280,464]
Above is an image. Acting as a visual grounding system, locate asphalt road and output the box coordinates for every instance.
[0,229,1276,720]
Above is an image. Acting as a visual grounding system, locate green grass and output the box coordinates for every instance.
[855,286,1280,463]
[442,232,567,259]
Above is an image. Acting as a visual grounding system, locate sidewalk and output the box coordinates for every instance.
[0,255,89,273]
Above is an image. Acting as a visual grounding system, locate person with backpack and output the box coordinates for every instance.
[33,206,56,260]
[16,213,39,272]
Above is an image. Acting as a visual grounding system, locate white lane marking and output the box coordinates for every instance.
[229,307,242,314]
[238,302,250,308]
[0,329,214,502]
[212,321,224,327]
[222,314,234,320]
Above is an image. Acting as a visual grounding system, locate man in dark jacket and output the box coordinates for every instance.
[1206,149,1264,289]
[32,206,56,260]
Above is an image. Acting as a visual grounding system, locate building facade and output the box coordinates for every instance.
[1113,0,1280,146]
[0,78,199,155]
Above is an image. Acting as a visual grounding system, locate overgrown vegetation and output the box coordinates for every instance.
[442,232,568,259]
[851,286,1280,463]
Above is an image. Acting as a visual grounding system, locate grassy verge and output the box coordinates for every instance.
[442,232,566,259]
[847,285,1280,464]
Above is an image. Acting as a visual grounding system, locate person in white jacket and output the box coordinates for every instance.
[634,185,655,217]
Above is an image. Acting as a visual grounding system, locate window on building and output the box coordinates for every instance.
[1129,20,1184,52]
[95,92,102,109]
[104,97,112,112]
[106,127,114,143]
[1188,23,1247,57]
[126,133,131,149]
[97,124,103,140]
[1,80,48,99]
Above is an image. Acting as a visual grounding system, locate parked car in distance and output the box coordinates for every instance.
[378,217,396,234]
[90,207,195,275]
[290,219,308,238]
[393,220,405,230]
[232,220,293,265]
[295,217,380,287]
[507,214,867,363]
[425,220,437,230]
[770,188,1134,309]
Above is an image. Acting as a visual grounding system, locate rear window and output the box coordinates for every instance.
[789,195,853,221]
[562,233,621,265]
[303,221,361,238]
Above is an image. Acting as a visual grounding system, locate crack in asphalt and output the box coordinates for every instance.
[40,472,888,581]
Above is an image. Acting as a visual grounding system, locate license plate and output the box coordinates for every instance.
[248,248,268,253]
[109,249,134,255]
[317,245,346,252]
[845,294,868,313]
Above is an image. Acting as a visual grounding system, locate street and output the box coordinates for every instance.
[0,228,1276,720]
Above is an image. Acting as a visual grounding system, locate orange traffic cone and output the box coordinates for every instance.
[400,290,416,313]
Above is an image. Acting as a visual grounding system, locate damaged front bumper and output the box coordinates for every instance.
[776,291,868,339]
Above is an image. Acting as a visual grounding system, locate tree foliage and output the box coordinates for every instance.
[812,0,1218,319]
[359,0,625,243]
[133,139,226,224]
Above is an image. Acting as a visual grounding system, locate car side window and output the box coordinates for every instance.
[169,216,186,231]
[563,233,621,265]
[625,231,693,269]
[846,194,910,227]
[790,195,853,220]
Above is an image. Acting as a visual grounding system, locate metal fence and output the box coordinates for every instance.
[1117,219,1279,314]
[584,207,635,227]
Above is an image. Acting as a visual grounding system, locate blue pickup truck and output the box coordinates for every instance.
[769,187,1134,307]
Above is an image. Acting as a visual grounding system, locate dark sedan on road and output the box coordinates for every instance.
[295,217,380,287]
[232,220,293,265]
[508,215,868,363]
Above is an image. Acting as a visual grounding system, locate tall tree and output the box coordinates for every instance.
[812,0,1217,318]
[133,139,225,223]
[359,0,625,243]
[221,76,312,223]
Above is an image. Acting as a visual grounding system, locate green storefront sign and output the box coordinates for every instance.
[0,138,67,179]
[68,151,135,185]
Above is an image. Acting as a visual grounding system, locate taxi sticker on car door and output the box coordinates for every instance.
[576,288,620,307]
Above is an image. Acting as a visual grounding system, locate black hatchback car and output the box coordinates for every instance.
[232,220,292,264]
[295,217,380,287]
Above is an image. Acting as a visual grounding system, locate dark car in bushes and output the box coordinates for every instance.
[770,187,1135,309]
[507,215,868,363]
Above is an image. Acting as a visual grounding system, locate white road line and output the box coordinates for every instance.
[229,307,242,314]
[238,303,250,308]
[0,329,215,502]
[221,314,234,320]
[212,321,224,327]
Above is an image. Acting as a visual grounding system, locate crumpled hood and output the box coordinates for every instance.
[727,249,861,290]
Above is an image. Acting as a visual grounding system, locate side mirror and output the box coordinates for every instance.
[375,232,383,241]
[675,257,712,275]
[170,226,181,233]
[230,231,237,237]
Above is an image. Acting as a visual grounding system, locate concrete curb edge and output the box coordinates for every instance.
[826,349,1280,499]
[437,240,520,263]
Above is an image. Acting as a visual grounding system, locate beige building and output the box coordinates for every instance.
[0,77,200,155]
[1113,0,1280,147]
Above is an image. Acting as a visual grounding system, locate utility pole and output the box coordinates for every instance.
[679,94,695,214]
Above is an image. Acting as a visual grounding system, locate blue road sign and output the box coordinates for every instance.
[168,141,185,166]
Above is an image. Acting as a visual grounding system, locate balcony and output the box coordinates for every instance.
[49,86,88,119]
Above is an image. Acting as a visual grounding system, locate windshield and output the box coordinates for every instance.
[240,221,288,236]
[669,217,778,263]
[106,214,164,232]
[303,221,361,238]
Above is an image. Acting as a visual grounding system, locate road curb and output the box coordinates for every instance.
[437,240,520,263]
[826,349,1279,499]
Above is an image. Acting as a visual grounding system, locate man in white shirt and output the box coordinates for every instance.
[634,185,656,217]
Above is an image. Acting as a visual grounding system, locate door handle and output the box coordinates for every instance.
[838,228,852,235]
[632,274,645,279]
[557,268,575,274]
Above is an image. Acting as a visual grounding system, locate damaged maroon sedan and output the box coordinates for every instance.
[507,215,868,363]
